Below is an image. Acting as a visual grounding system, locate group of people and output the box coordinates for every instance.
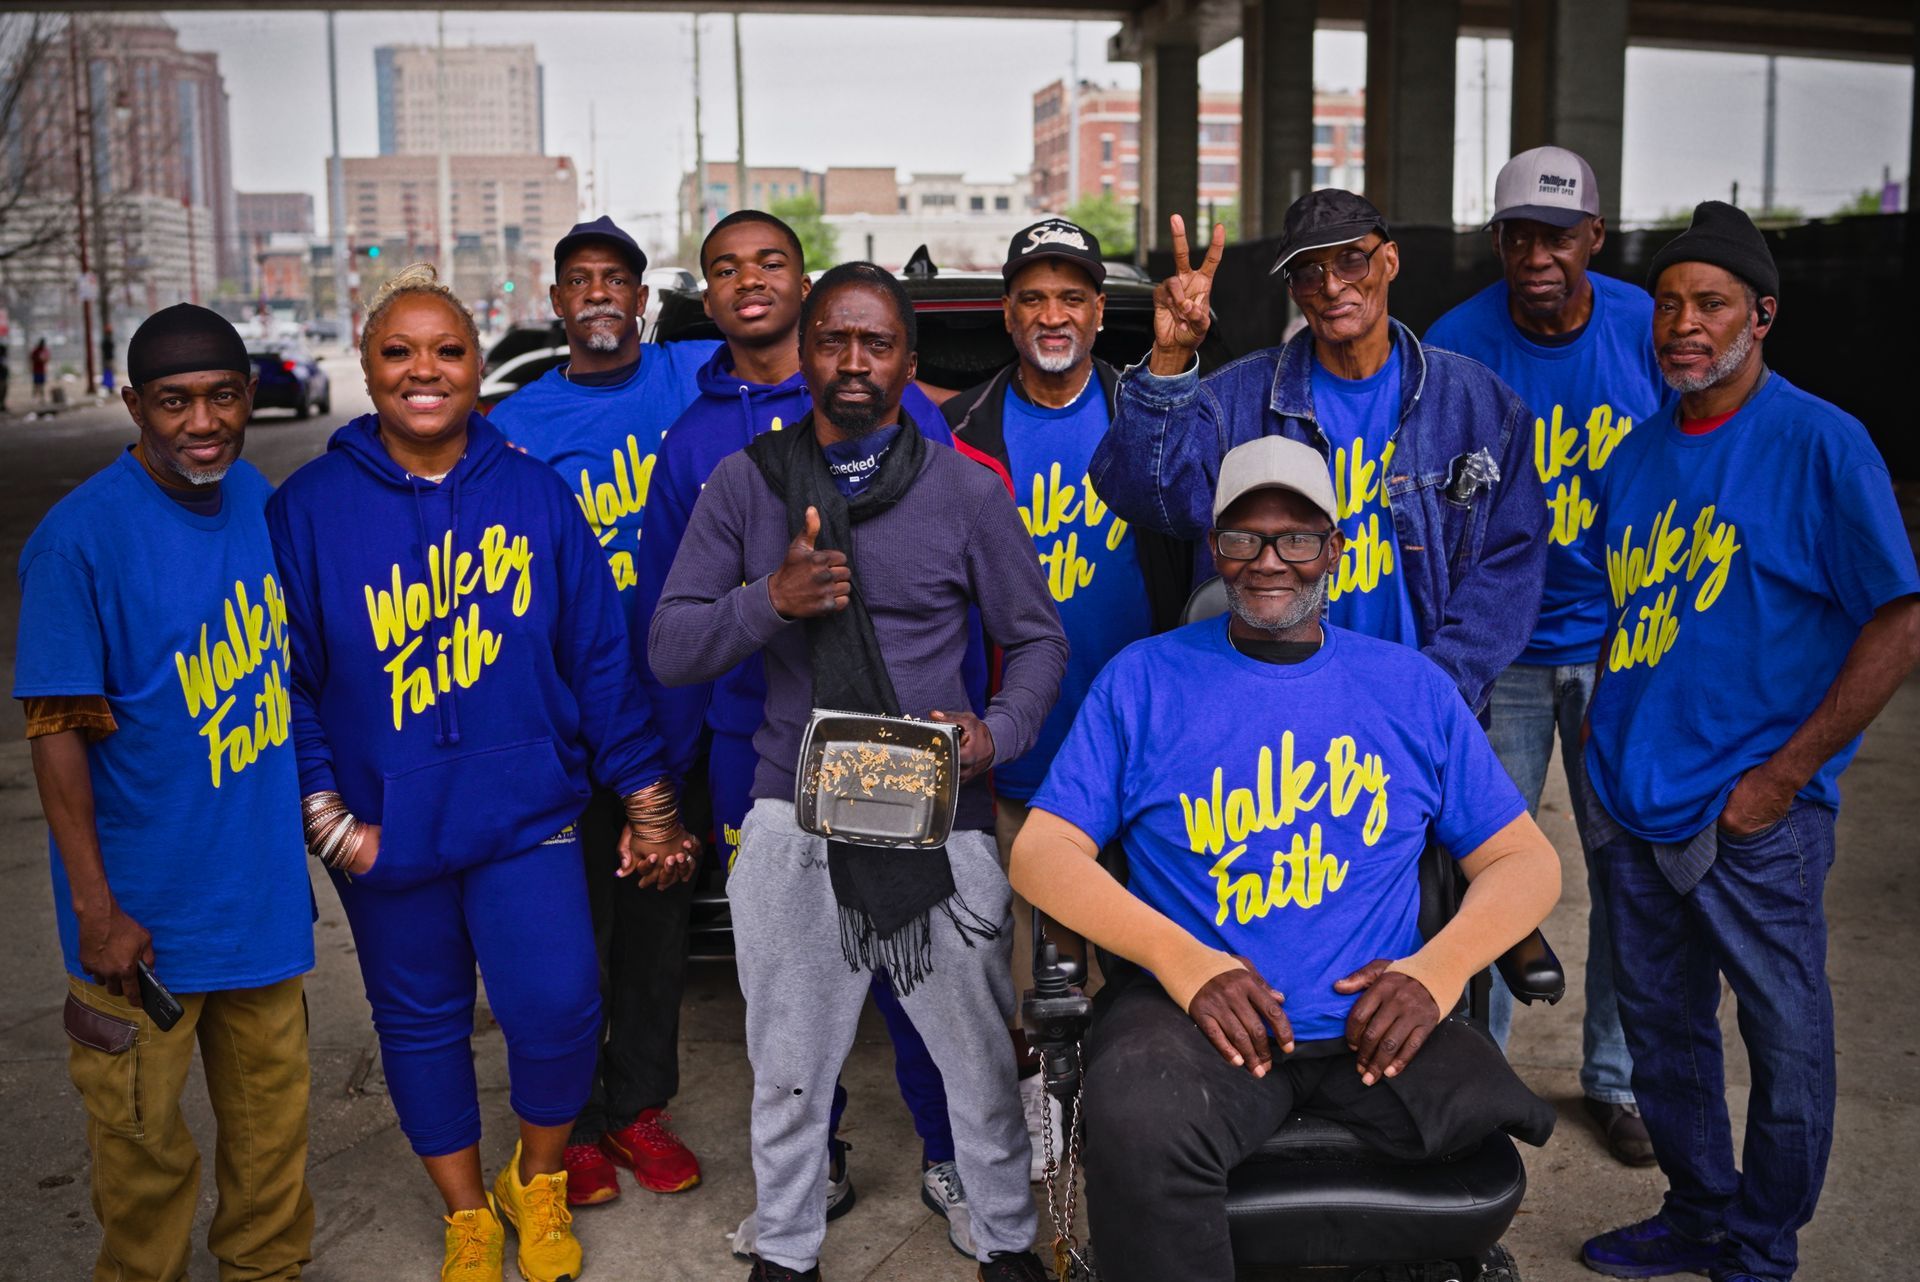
[16,140,1917,1282]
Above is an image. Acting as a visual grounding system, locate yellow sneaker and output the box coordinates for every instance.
[441,1195,505,1282]
[493,1141,583,1282]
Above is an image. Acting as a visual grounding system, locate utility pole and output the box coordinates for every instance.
[65,15,95,390]
[328,10,351,347]
[1065,23,1080,211]
[733,14,746,213]
[1479,37,1492,225]
[1761,55,1778,216]
[692,16,707,229]
[436,11,453,283]
[587,101,599,211]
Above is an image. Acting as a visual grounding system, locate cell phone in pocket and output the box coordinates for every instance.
[135,960,184,1032]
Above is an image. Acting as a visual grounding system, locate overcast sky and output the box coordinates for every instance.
[165,7,1911,251]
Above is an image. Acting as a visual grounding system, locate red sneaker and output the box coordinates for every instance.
[600,1108,702,1193]
[563,1142,621,1206]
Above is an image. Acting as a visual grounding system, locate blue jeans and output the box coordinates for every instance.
[1594,800,1838,1281]
[1483,661,1635,1103]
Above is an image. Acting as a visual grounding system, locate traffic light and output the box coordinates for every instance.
[502,279,515,293]
[367,245,381,259]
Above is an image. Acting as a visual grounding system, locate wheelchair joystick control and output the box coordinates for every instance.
[1021,941,1093,1104]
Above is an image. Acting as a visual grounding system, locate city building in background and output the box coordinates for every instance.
[678,164,1033,272]
[1030,79,1365,214]
[331,153,579,320]
[236,191,316,298]
[375,43,544,157]
[2,12,235,369]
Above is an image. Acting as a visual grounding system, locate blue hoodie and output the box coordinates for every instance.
[634,346,958,773]
[267,414,670,889]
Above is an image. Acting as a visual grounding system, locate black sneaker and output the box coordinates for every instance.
[748,1256,821,1282]
[977,1250,1053,1281]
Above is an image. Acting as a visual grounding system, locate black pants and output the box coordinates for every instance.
[569,789,698,1143]
[1081,978,1552,1282]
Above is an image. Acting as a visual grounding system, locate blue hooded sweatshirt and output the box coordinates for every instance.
[267,413,670,889]
[634,346,960,774]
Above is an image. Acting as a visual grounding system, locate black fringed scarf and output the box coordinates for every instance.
[746,411,1001,996]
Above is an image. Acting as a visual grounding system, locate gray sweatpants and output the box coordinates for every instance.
[730,799,1037,1271]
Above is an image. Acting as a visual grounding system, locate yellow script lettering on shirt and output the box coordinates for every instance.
[1535,404,1635,547]
[1178,732,1391,926]
[1327,439,1397,601]
[1022,463,1130,604]
[574,433,656,591]
[363,524,535,730]
[1603,498,1742,673]
[173,574,292,788]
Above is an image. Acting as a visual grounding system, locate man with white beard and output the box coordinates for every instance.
[488,216,720,1207]
[944,217,1193,1177]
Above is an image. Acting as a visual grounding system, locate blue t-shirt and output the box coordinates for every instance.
[14,451,314,993]
[1311,350,1420,647]
[996,379,1152,800]
[1032,619,1526,1039]
[1580,374,1920,842]
[487,339,719,597]
[1426,273,1671,664]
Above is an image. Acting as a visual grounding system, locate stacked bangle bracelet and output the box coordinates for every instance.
[623,778,682,845]
[302,791,362,871]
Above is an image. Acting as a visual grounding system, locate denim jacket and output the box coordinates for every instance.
[1089,318,1546,713]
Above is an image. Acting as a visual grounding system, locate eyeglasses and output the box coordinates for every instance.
[1284,242,1384,297]
[1211,528,1336,563]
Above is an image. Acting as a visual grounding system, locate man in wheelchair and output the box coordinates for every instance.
[1010,436,1561,1282]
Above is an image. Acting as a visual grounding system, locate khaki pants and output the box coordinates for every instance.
[64,974,314,1282]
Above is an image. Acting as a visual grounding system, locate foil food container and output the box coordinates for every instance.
[794,709,960,848]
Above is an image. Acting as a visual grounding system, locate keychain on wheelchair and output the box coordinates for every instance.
[1022,937,1099,1281]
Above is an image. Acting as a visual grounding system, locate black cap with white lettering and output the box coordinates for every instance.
[1002,218,1106,290]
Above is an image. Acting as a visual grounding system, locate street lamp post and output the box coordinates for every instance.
[64,17,95,391]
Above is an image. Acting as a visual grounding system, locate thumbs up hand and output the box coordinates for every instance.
[768,505,853,620]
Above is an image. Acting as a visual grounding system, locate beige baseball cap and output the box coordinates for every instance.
[1212,436,1339,526]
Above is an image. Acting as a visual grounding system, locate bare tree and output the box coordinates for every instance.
[0,14,71,268]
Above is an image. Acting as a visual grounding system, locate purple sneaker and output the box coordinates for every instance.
[1582,1215,1721,1278]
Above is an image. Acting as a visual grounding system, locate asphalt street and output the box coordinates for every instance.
[0,357,1914,1280]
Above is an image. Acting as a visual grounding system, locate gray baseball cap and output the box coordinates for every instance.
[1489,146,1600,228]
[1213,436,1339,527]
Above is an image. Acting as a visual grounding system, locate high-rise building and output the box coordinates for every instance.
[374,44,544,157]
[1031,80,1366,213]
[237,191,315,240]
[5,14,235,343]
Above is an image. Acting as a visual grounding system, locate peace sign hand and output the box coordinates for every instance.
[1149,214,1227,375]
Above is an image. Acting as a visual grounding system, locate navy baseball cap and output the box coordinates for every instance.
[554,215,648,277]
[1003,217,1106,289]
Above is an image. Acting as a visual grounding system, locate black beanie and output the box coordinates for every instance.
[1647,201,1779,300]
[127,303,251,388]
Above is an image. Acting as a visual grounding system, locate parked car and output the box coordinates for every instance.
[651,264,1235,958]
[477,321,567,412]
[247,344,330,419]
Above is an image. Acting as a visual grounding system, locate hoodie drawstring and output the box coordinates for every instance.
[736,383,755,445]
[407,470,465,748]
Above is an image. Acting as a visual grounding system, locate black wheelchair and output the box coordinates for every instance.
[1019,580,1566,1282]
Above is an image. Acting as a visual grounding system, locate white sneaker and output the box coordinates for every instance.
[920,1159,975,1258]
[727,1140,857,1261]
[1020,1071,1065,1182]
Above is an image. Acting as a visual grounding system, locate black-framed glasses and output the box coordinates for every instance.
[1211,528,1336,563]
[1284,242,1384,296]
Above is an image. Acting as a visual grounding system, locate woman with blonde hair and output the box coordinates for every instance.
[268,265,696,1282]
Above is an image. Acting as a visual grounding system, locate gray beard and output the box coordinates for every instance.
[1224,573,1327,634]
[580,326,624,354]
[164,453,229,486]
[1663,325,1754,394]
[1019,333,1085,375]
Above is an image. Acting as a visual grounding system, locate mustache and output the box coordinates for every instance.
[573,304,626,324]
[1660,340,1715,358]
[826,375,883,400]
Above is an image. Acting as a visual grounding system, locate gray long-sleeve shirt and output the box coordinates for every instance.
[649,441,1068,832]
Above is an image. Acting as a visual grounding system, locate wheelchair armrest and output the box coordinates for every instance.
[1495,928,1566,1005]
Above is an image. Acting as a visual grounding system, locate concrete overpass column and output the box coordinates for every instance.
[1140,39,1200,253]
[1509,0,1627,224]
[1240,0,1317,239]
[1364,0,1458,225]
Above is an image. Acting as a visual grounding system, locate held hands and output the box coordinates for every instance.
[928,709,995,783]
[768,506,852,620]
[1184,954,1294,1076]
[1334,959,1442,1086]
[1716,761,1796,838]
[77,899,153,1004]
[1149,214,1227,375]
[619,822,702,890]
